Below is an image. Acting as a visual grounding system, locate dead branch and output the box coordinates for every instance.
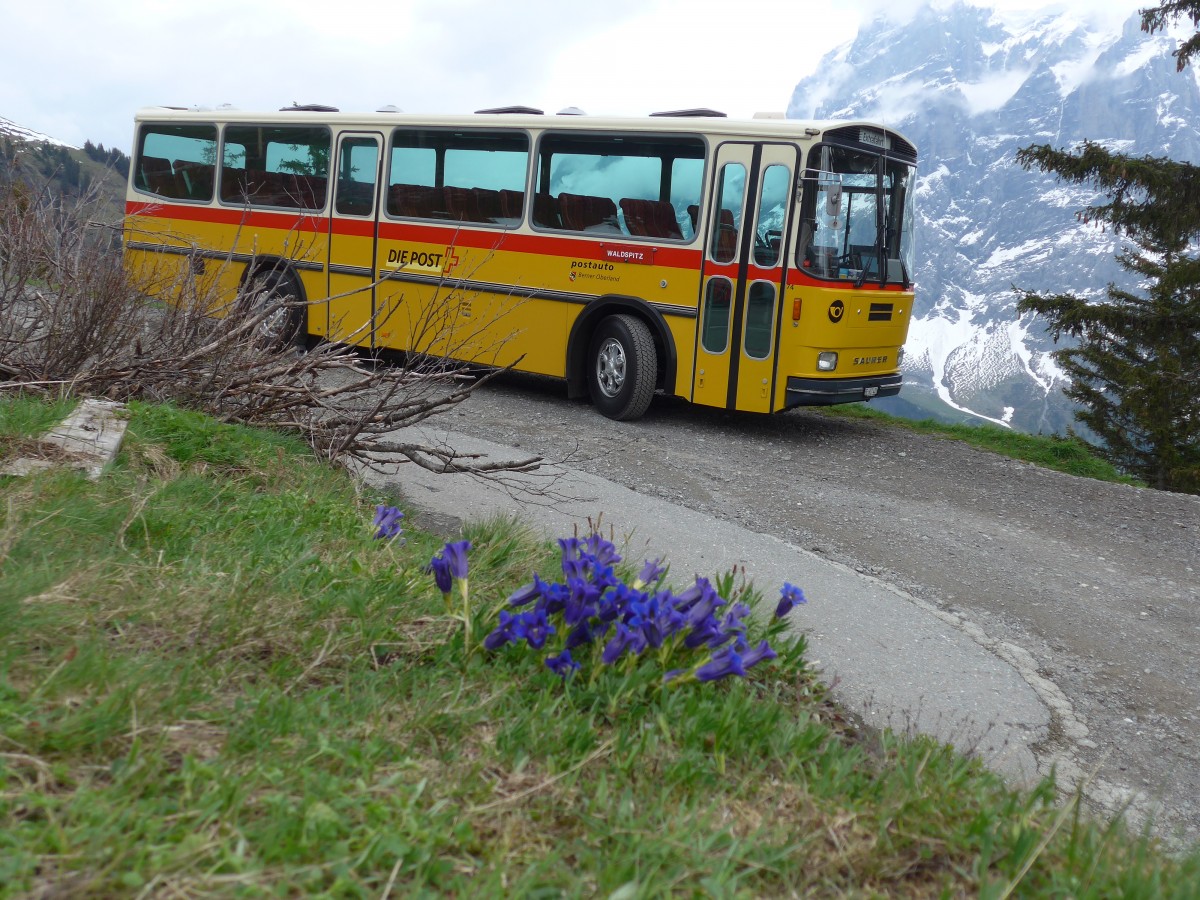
[0,160,546,484]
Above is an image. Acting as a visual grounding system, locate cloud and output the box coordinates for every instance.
[0,0,1146,150]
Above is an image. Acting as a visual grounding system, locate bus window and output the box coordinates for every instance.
[386,130,528,225]
[670,157,704,240]
[744,281,776,359]
[710,163,745,263]
[220,125,330,209]
[753,164,790,267]
[533,133,703,240]
[798,142,915,285]
[133,124,216,202]
[702,278,733,352]
[335,137,379,217]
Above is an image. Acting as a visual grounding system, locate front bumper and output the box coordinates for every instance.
[784,373,903,407]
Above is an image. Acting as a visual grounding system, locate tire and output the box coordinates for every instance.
[252,269,305,351]
[587,313,657,421]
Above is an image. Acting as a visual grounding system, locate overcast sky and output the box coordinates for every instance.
[1,0,1145,153]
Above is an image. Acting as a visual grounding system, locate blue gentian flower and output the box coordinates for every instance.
[564,578,600,627]
[776,582,806,618]
[695,645,747,682]
[520,608,555,650]
[481,531,785,686]
[742,639,778,669]
[484,610,519,650]
[565,618,610,650]
[602,622,646,665]
[426,556,452,595]
[673,577,708,611]
[709,602,751,647]
[583,534,621,566]
[545,649,581,678]
[684,590,725,628]
[373,504,405,540]
[443,540,471,580]
[540,580,569,616]
[507,577,546,607]
[634,558,666,587]
[684,618,720,649]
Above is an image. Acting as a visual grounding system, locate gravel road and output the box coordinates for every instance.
[417,371,1200,847]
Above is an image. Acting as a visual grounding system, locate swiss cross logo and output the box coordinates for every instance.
[442,247,460,275]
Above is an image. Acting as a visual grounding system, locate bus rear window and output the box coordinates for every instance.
[133,124,217,202]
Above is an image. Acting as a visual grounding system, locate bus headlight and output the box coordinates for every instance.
[817,351,838,371]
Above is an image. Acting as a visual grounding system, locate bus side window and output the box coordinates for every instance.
[387,130,528,226]
[534,133,703,240]
[219,125,330,210]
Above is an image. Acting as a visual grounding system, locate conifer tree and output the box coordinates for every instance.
[1013,3,1200,494]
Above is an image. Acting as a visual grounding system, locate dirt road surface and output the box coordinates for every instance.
[393,372,1200,847]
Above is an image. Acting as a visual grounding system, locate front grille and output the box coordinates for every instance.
[868,302,893,322]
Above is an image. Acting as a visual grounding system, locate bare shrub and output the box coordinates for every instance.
[0,163,540,476]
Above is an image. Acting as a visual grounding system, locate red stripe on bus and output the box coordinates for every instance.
[126,200,705,269]
[125,201,332,234]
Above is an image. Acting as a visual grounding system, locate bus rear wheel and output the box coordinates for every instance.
[587,314,657,421]
[252,270,305,351]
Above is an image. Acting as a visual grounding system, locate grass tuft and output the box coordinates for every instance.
[821,404,1140,484]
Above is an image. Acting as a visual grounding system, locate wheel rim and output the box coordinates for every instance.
[257,306,290,344]
[595,337,627,398]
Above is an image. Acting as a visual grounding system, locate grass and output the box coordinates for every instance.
[0,394,78,463]
[820,403,1140,485]
[2,399,1197,896]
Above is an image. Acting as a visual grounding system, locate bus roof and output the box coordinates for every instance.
[133,106,917,156]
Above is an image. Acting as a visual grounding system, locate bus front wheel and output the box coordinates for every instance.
[587,314,657,421]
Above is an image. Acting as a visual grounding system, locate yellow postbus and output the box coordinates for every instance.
[123,104,917,420]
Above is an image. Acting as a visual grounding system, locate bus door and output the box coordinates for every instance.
[693,142,797,413]
[326,132,383,347]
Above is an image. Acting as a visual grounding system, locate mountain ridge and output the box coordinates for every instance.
[789,2,1200,433]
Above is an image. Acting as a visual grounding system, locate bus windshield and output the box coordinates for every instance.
[799,143,914,287]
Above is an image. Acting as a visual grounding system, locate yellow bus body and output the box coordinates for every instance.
[124,107,917,420]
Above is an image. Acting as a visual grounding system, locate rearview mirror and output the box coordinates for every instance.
[825,184,843,218]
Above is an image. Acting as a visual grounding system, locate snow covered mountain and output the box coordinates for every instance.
[0,115,75,149]
[788,3,1200,432]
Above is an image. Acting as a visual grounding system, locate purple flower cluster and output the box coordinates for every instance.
[372,505,405,541]
[481,534,803,683]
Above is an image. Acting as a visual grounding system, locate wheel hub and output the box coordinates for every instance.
[596,337,626,398]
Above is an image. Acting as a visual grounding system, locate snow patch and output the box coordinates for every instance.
[905,308,1016,427]
[1112,39,1163,79]
[0,115,75,149]
[1007,316,1065,393]
[960,70,1031,114]
[979,239,1051,271]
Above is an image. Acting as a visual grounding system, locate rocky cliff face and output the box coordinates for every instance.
[788,3,1200,432]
